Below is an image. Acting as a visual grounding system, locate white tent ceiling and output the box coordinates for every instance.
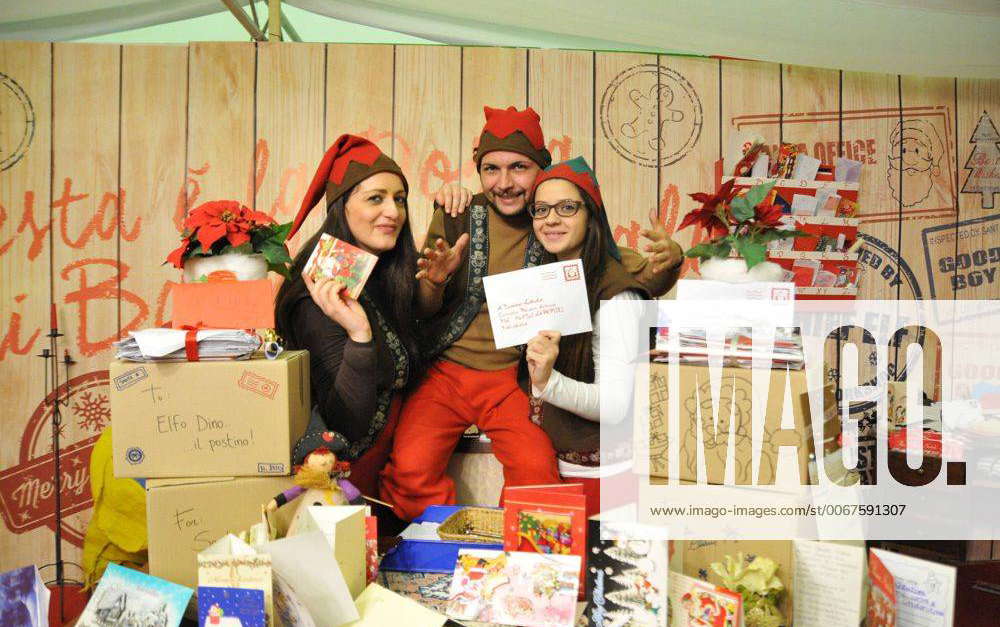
[1,0,998,79]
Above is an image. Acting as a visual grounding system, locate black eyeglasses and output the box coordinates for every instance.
[529,200,584,219]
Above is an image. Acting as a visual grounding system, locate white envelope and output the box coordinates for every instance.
[482,259,592,349]
[263,531,360,627]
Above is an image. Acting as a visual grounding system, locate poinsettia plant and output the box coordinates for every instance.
[679,179,810,269]
[165,200,293,278]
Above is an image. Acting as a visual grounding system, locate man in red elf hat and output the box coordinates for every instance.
[379,106,683,520]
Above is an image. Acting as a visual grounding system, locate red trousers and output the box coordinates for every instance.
[380,360,562,521]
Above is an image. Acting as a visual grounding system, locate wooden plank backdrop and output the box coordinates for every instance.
[0,41,998,573]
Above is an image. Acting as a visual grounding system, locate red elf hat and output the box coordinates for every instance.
[288,134,407,240]
[530,156,620,261]
[474,105,552,169]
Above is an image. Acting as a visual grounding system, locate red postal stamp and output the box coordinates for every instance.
[239,371,278,400]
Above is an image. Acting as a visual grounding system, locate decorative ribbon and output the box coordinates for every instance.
[180,323,205,361]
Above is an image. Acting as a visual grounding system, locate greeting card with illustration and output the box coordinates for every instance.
[0,565,49,627]
[304,234,378,299]
[77,563,193,627]
[668,572,742,627]
[866,551,896,627]
[585,520,669,626]
[198,586,266,627]
[503,484,587,590]
[446,549,580,627]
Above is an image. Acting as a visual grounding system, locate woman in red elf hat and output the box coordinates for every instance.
[275,134,423,504]
[519,156,651,518]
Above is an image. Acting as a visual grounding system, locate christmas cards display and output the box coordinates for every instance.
[584,519,669,626]
[0,565,49,627]
[445,549,580,627]
[304,234,378,299]
[77,563,193,627]
[197,586,266,627]
[668,572,742,627]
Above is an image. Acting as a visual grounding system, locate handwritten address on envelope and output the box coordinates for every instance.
[482,259,592,349]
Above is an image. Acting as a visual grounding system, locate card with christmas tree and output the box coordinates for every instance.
[584,519,669,626]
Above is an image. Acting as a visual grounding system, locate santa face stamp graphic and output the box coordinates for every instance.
[887,118,945,208]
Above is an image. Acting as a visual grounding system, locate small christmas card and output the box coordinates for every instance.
[668,572,742,627]
[446,549,580,627]
[866,550,896,627]
[585,519,669,626]
[0,565,49,626]
[77,563,193,627]
[304,234,378,300]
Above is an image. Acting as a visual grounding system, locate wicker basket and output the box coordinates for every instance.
[436,507,504,543]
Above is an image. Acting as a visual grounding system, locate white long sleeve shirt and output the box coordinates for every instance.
[530,290,645,478]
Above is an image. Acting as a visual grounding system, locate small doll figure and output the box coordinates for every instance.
[265,432,363,514]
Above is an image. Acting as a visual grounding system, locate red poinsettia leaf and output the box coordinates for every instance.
[196,222,228,250]
[718,178,737,199]
[165,238,190,268]
[248,210,274,224]
[689,192,712,204]
[227,230,251,248]
[678,210,707,232]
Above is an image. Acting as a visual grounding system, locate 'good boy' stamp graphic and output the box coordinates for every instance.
[922,214,1000,298]
[600,64,703,168]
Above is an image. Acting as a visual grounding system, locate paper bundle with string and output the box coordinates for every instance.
[114,328,261,362]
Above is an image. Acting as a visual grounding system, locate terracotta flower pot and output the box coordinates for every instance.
[182,252,268,283]
[698,257,784,283]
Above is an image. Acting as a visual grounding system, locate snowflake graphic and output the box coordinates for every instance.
[73,391,110,432]
[868,351,878,366]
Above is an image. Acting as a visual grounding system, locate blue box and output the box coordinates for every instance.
[379,505,502,573]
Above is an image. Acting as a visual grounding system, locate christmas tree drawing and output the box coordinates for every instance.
[961,111,1000,209]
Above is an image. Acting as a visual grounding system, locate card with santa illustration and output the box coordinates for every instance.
[668,572,742,627]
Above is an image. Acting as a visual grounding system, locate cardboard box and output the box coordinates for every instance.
[146,475,297,588]
[648,362,814,485]
[110,351,310,478]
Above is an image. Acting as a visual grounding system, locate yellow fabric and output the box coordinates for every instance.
[82,428,148,588]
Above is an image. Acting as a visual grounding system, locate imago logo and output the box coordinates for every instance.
[0,370,109,546]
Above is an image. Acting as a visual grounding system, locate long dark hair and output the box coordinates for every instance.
[558,191,609,308]
[274,182,421,373]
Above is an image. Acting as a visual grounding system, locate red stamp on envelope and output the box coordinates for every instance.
[563,264,581,281]
[239,371,278,400]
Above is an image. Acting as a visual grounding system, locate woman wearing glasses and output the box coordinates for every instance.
[520,156,658,516]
